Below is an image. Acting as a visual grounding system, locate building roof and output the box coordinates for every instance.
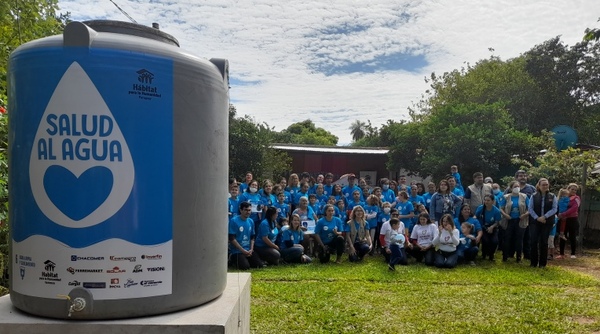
[272,144,389,155]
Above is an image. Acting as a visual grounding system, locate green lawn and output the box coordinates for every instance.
[241,255,600,334]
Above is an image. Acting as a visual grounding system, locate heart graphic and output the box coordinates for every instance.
[43,165,114,221]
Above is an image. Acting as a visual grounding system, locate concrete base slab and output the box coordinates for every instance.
[0,272,250,334]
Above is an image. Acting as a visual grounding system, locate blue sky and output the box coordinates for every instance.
[57,0,599,144]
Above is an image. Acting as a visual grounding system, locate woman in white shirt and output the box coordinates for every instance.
[432,214,460,268]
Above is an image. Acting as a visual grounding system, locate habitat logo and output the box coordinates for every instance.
[29,62,134,228]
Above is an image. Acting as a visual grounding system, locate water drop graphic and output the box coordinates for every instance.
[29,62,135,228]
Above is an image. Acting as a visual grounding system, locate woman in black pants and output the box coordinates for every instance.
[557,183,580,259]
[527,178,557,268]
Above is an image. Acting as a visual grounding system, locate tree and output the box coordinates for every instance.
[416,103,541,182]
[584,17,600,41]
[512,145,600,193]
[273,119,338,146]
[0,0,69,100]
[349,120,367,142]
[229,105,291,182]
[409,38,600,145]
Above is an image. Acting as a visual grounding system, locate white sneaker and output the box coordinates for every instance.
[570,255,577,259]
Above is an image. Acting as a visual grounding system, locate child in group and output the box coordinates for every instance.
[458,221,479,265]
[432,214,460,268]
[408,213,437,266]
[377,202,392,252]
[364,195,381,254]
[336,199,347,223]
[279,218,289,231]
[450,165,464,191]
[274,192,290,224]
[280,214,312,264]
[386,218,408,270]
[308,194,322,219]
[557,188,570,242]
[361,187,371,202]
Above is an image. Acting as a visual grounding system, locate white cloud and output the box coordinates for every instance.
[57,0,599,144]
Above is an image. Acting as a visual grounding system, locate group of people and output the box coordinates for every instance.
[227,168,581,271]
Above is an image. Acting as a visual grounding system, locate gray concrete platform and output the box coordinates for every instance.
[0,272,250,334]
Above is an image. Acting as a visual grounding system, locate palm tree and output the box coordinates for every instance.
[349,120,366,141]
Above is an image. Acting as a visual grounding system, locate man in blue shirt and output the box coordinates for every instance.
[229,202,266,270]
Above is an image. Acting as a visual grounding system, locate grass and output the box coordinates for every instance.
[239,253,600,334]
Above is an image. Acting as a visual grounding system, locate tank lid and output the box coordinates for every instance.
[82,20,179,47]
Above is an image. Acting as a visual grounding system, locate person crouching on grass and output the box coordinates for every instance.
[386,218,408,270]
[408,213,437,266]
[229,201,266,270]
[314,204,345,264]
[280,214,312,264]
[346,206,372,262]
[432,214,460,268]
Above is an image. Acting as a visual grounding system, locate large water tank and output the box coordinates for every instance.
[8,20,229,319]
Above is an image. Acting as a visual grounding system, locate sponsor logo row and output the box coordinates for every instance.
[67,278,163,289]
[71,254,163,262]
[21,258,167,285]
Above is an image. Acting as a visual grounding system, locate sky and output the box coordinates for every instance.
[57,0,599,145]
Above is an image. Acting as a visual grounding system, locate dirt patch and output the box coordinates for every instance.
[572,316,596,325]
[553,249,600,281]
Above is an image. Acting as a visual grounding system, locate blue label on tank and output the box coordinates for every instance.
[10,47,173,247]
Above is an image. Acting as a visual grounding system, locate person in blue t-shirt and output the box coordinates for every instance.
[447,175,464,197]
[229,202,266,270]
[380,178,397,206]
[280,214,312,263]
[364,195,381,254]
[346,189,365,217]
[314,184,329,207]
[239,172,253,193]
[475,195,503,261]
[454,204,482,263]
[331,183,344,202]
[395,191,415,234]
[450,165,464,192]
[239,179,263,230]
[278,177,293,205]
[314,204,345,263]
[376,202,392,252]
[274,192,290,224]
[308,194,322,219]
[254,207,281,265]
[260,180,277,211]
[323,173,335,197]
[458,221,479,266]
[286,174,301,207]
[293,182,310,208]
[336,199,347,224]
[421,182,436,210]
[228,184,240,220]
[342,174,361,202]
